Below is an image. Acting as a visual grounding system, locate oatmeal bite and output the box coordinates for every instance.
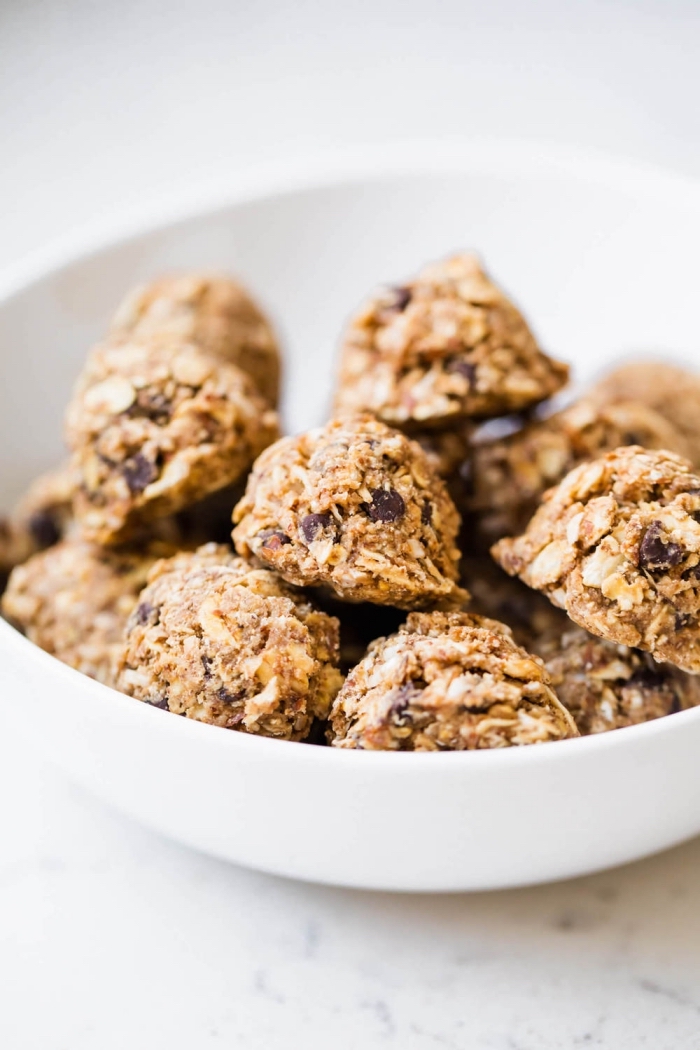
[412,423,475,510]
[493,446,700,672]
[413,424,473,480]
[2,536,177,686]
[65,339,279,545]
[328,610,577,750]
[232,415,465,609]
[535,626,700,736]
[313,592,405,675]
[116,544,342,739]
[109,272,281,405]
[591,360,700,468]
[334,254,569,428]
[468,398,692,543]
[461,554,569,651]
[0,461,77,580]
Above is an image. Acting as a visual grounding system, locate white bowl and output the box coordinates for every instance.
[3,141,700,892]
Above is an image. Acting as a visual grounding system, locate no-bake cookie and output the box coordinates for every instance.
[493,446,700,672]
[461,554,569,651]
[233,414,465,609]
[66,339,279,545]
[2,536,178,685]
[591,360,700,468]
[0,461,77,580]
[328,610,577,749]
[468,398,692,543]
[110,272,281,405]
[535,626,700,735]
[116,544,342,739]
[334,254,569,428]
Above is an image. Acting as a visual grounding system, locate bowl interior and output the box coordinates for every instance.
[4,147,700,889]
[1,154,699,504]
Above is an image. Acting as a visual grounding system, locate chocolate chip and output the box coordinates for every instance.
[421,501,433,525]
[638,521,684,571]
[122,453,158,494]
[627,665,668,691]
[260,530,291,551]
[27,509,61,549]
[300,513,333,543]
[386,286,412,312]
[127,390,172,424]
[146,695,169,710]
[366,488,406,523]
[448,360,477,385]
[201,654,213,679]
[135,601,154,625]
[389,683,422,724]
[217,686,243,705]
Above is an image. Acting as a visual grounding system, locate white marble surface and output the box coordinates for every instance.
[2,2,700,1047]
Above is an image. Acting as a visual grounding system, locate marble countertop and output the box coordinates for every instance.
[3,739,700,1049]
[2,2,700,1046]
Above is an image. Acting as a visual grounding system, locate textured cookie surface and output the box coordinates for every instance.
[66,339,279,544]
[328,611,577,750]
[461,554,569,651]
[110,273,281,404]
[2,537,176,685]
[536,626,700,735]
[469,399,692,542]
[117,544,342,739]
[493,446,700,672]
[0,462,77,579]
[591,360,700,469]
[334,254,568,427]
[233,415,465,609]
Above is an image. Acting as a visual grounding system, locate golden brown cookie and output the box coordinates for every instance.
[232,415,465,609]
[460,554,569,651]
[535,626,700,735]
[334,254,568,427]
[116,544,342,739]
[2,536,178,685]
[0,461,77,580]
[328,611,577,750]
[469,398,692,542]
[110,272,281,405]
[591,360,700,468]
[65,339,279,545]
[493,446,700,672]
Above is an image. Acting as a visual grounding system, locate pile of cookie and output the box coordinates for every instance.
[4,257,700,750]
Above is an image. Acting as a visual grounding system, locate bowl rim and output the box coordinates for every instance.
[3,135,700,769]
